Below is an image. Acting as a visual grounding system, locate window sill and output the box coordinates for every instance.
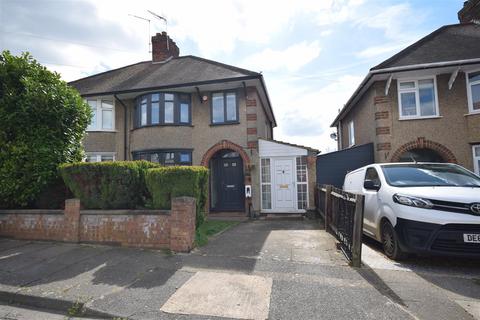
[131,124,194,131]
[464,111,480,117]
[86,130,117,133]
[398,116,443,121]
[210,121,240,127]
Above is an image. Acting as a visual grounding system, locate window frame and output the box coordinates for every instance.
[295,156,309,210]
[84,152,116,162]
[132,149,193,166]
[260,158,272,210]
[347,120,355,147]
[210,90,240,125]
[466,69,480,115]
[86,98,115,132]
[473,145,480,175]
[397,76,440,120]
[134,92,192,128]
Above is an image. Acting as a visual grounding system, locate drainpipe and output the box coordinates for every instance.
[114,94,128,160]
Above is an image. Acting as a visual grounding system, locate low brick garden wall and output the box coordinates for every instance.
[0,197,196,252]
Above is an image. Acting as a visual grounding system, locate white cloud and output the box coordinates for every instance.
[269,74,364,152]
[242,41,321,72]
[356,41,412,59]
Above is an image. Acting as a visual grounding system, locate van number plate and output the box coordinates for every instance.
[463,234,480,243]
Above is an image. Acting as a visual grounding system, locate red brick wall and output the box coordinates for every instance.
[0,197,196,252]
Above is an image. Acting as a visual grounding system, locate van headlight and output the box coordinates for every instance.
[392,194,433,209]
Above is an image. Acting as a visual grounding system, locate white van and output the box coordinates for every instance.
[343,163,480,260]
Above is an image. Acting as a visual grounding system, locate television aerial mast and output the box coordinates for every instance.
[128,14,151,53]
[147,10,169,50]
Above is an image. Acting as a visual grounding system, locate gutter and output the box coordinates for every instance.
[330,57,480,127]
[114,94,128,160]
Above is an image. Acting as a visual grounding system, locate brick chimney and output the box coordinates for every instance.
[151,32,180,62]
[458,0,480,23]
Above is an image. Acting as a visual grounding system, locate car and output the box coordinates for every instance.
[343,162,480,260]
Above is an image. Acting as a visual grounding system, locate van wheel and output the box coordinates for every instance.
[381,220,406,260]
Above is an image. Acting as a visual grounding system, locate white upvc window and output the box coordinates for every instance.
[86,98,115,131]
[85,152,116,163]
[473,145,480,175]
[296,156,308,210]
[260,158,272,210]
[348,120,355,147]
[467,70,480,114]
[397,77,439,119]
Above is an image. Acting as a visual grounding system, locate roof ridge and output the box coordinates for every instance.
[260,138,320,153]
[371,23,466,70]
[68,60,151,85]
[182,55,260,76]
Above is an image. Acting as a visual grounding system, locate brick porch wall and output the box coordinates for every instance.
[0,197,196,252]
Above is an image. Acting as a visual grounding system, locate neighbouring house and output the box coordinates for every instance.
[331,0,480,174]
[69,32,318,215]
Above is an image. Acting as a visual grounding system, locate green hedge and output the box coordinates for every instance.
[59,161,160,209]
[145,166,209,227]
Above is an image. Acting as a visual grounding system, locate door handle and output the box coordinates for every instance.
[226,185,235,188]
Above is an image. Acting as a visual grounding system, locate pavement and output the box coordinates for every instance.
[0,218,478,319]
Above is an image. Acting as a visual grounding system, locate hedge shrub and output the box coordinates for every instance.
[59,161,160,209]
[145,166,209,227]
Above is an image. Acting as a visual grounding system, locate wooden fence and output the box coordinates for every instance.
[315,184,364,267]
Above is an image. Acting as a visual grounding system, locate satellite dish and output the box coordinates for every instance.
[330,132,338,141]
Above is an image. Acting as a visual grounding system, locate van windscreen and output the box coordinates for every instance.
[381,164,480,187]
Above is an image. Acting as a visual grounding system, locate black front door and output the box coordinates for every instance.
[212,152,244,211]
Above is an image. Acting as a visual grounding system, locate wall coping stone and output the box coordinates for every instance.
[0,209,64,215]
[80,209,170,216]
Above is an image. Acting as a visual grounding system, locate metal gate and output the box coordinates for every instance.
[316,143,374,188]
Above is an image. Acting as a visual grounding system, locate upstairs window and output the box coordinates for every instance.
[348,120,355,147]
[467,70,480,114]
[397,78,439,119]
[87,99,114,131]
[135,93,191,127]
[211,91,238,124]
[133,149,192,166]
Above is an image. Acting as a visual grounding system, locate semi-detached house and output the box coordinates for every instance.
[70,32,318,216]
[331,2,480,174]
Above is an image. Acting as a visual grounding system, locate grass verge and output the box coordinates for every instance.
[195,220,240,247]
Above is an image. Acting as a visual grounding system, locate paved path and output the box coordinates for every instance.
[0,218,477,319]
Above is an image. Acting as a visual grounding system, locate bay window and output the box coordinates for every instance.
[211,91,238,124]
[133,149,192,166]
[135,92,191,127]
[397,77,439,119]
[87,99,115,131]
[467,70,480,114]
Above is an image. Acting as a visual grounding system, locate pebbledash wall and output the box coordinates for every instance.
[0,197,196,252]
[85,86,273,213]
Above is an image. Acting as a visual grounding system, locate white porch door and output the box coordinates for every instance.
[274,159,295,211]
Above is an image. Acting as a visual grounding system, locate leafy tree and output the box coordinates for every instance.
[0,51,91,207]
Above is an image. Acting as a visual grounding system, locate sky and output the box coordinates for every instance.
[0,0,464,153]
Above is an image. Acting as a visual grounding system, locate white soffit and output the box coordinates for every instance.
[259,139,307,157]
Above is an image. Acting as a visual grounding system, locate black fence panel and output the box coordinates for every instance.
[316,143,374,188]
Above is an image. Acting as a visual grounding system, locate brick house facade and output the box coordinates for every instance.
[331,10,480,174]
[70,32,318,215]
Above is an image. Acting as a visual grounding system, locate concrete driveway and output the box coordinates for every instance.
[0,217,474,319]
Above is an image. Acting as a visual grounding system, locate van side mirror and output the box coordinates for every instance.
[364,180,380,191]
